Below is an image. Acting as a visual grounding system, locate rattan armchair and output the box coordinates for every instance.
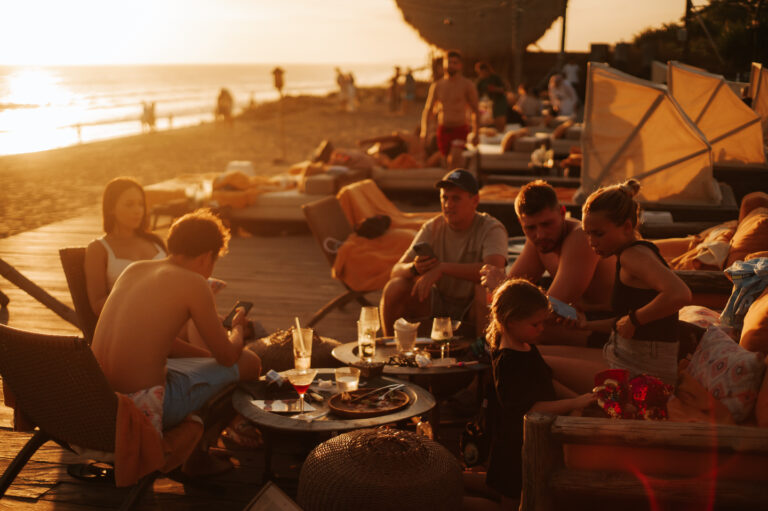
[59,247,99,344]
[0,323,153,510]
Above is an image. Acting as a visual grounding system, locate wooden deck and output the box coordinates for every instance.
[0,212,383,509]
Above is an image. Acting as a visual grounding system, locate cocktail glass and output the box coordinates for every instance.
[431,317,453,359]
[287,368,318,415]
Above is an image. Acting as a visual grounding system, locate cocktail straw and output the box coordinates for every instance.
[294,316,304,346]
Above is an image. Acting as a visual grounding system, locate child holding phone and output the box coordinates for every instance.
[466,279,594,510]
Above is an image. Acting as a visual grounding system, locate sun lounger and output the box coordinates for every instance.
[370,165,448,197]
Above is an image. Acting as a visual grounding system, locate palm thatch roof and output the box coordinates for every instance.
[394,0,565,60]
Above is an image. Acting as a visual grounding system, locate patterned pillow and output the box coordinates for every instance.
[687,326,766,422]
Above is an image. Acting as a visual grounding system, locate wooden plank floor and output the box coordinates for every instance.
[0,212,381,509]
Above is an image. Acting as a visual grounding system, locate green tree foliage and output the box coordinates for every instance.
[632,0,767,79]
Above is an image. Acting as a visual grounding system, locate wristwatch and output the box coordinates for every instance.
[628,309,643,328]
[410,262,420,276]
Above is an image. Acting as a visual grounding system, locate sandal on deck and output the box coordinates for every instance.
[222,415,263,448]
[66,462,115,484]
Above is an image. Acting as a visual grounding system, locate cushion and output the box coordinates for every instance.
[678,305,721,329]
[741,287,768,353]
[756,356,768,427]
[687,326,766,422]
[727,207,768,266]
[739,191,768,222]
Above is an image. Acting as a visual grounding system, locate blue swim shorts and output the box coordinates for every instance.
[162,357,240,429]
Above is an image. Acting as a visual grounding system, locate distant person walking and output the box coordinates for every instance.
[272,67,285,98]
[141,102,156,133]
[403,68,416,114]
[335,67,348,111]
[389,66,401,114]
[421,50,479,168]
[215,88,234,125]
[345,72,357,112]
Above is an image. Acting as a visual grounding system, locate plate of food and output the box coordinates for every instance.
[327,388,410,419]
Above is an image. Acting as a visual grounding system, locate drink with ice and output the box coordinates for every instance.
[431,317,453,359]
[357,320,376,361]
[294,355,311,371]
[292,327,313,370]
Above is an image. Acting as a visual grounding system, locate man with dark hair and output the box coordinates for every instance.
[421,50,480,169]
[481,180,614,346]
[381,169,507,336]
[92,209,261,474]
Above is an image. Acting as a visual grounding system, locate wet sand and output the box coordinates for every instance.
[0,89,422,238]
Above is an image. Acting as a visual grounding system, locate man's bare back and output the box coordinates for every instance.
[92,258,234,394]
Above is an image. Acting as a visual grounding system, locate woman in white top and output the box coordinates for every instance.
[85,177,167,315]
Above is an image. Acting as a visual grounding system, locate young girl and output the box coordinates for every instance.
[481,279,595,510]
[579,179,692,384]
[85,177,166,315]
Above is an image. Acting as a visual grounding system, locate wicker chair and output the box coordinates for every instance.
[0,323,153,510]
[301,196,372,327]
[59,247,99,344]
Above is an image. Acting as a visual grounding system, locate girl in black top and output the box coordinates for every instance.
[471,279,595,510]
[579,179,692,384]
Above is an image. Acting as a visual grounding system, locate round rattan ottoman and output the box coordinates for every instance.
[297,428,463,511]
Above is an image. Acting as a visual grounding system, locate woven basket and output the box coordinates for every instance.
[248,328,342,372]
[297,428,462,511]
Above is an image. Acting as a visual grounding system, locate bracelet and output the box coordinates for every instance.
[628,309,643,328]
[410,262,420,276]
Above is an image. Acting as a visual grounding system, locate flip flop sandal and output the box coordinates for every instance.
[66,462,115,484]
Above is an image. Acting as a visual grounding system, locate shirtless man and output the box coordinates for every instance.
[421,50,479,169]
[92,209,261,473]
[481,180,614,346]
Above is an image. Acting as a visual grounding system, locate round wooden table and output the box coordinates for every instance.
[233,368,435,482]
[331,340,489,439]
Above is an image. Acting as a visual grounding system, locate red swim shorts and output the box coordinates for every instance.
[436,124,470,156]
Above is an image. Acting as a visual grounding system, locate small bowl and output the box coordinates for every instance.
[351,361,385,379]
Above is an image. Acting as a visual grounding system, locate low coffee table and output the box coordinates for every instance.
[233,368,435,482]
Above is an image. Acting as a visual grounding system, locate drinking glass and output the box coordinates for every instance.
[394,322,418,355]
[431,317,453,359]
[292,327,313,370]
[357,320,376,361]
[359,306,380,337]
[335,366,361,392]
[287,368,318,415]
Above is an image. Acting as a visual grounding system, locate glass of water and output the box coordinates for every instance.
[292,326,313,370]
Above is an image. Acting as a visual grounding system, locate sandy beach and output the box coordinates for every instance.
[0,88,422,238]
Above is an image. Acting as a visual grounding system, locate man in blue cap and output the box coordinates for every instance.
[380,169,508,336]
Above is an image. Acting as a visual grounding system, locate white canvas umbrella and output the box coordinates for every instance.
[581,63,721,205]
[668,61,765,164]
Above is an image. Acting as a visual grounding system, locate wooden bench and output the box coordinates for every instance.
[521,413,768,511]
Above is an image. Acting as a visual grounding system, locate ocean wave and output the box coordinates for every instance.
[0,103,37,110]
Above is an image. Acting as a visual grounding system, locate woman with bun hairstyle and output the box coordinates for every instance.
[85,177,167,315]
[571,179,692,385]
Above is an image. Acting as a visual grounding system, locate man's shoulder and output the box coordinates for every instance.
[473,211,506,231]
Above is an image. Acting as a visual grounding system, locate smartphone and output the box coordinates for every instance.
[223,300,253,329]
[548,296,578,320]
[413,241,436,259]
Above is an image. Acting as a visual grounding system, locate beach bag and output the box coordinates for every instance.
[355,215,391,239]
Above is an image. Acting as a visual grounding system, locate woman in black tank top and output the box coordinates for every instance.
[580,180,692,343]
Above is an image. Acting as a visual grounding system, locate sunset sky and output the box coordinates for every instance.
[0,0,689,66]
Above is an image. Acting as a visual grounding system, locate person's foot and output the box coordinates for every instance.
[181,449,234,478]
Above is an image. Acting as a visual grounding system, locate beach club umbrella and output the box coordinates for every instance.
[580,62,722,205]
[393,0,564,60]
[750,62,768,145]
[668,61,766,165]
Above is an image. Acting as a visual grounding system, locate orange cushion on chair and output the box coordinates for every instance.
[741,288,768,353]
[727,207,768,267]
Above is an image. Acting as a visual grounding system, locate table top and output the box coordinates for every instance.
[233,369,435,433]
[331,340,489,376]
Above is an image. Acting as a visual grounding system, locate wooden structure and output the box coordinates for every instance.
[521,413,768,511]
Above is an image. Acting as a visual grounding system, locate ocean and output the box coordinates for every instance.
[0,63,411,156]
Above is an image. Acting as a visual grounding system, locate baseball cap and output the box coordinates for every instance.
[436,169,479,195]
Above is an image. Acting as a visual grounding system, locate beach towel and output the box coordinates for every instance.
[211,170,297,209]
[720,257,768,330]
[336,179,436,229]
[113,394,203,487]
[332,228,417,292]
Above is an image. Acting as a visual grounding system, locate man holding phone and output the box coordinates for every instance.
[381,169,508,336]
[92,209,262,475]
